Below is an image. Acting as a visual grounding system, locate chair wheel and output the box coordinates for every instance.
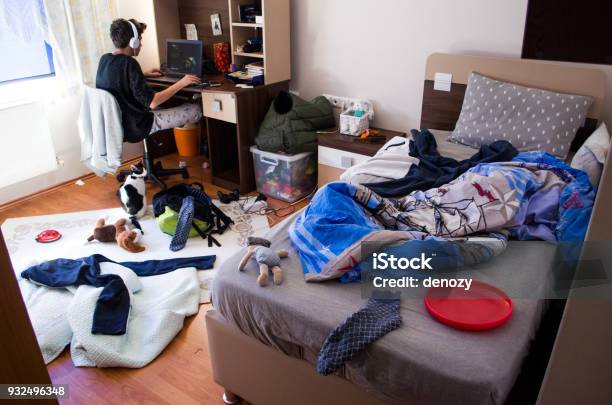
[181,170,189,179]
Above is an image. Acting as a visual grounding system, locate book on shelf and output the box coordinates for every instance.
[245,61,264,77]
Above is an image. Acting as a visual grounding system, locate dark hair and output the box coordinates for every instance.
[110,18,147,48]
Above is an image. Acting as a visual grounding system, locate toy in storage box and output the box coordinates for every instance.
[250,146,317,202]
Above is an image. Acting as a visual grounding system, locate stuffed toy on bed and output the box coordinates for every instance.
[238,237,288,286]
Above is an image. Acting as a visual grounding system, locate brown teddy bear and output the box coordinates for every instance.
[87,218,145,253]
[238,237,288,286]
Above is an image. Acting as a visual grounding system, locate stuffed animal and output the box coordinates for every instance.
[238,237,288,286]
[117,164,147,230]
[87,218,145,253]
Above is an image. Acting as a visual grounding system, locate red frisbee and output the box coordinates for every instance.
[424,280,513,331]
[36,229,62,244]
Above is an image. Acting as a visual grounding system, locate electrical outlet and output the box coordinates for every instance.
[323,94,375,120]
[323,94,347,110]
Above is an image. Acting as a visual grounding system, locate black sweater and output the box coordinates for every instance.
[96,53,155,142]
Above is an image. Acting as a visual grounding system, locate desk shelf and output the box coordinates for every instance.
[231,22,263,28]
[233,51,264,59]
[228,0,290,85]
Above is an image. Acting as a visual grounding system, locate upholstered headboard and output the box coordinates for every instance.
[420,53,607,150]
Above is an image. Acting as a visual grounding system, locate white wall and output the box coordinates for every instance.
[290,0,612,132]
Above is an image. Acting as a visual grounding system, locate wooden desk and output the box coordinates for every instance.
[147,75,289,193]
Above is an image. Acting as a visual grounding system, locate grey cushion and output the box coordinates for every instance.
[451,72,593,158]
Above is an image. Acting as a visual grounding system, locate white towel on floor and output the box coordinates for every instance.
[20,262,200,367]
[69,267,199,368]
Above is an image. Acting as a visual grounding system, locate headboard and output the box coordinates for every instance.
[420,53,607,150]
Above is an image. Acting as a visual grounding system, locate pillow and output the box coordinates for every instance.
[451,72,593,159]
[571,122,610,187]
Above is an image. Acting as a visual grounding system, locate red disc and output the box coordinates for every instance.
[36,230,62,243]
[424,280,513,331]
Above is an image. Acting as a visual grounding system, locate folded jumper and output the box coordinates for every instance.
[21,254,216,335]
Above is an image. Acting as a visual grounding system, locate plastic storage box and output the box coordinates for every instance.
[250,146,317,202]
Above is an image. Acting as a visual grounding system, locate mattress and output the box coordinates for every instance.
[212,215,559,405]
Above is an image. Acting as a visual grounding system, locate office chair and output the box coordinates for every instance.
[116,134,189,190]
[80,86,189,190]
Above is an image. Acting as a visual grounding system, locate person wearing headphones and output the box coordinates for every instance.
[96,18,202,141]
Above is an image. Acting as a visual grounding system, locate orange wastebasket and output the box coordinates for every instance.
[173,126,200,157]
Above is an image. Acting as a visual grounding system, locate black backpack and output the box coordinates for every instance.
[152,183,234,247]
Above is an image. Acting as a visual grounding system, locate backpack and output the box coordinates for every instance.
[152,183,233,247]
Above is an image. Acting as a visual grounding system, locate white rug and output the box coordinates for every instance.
[1,201,269,303]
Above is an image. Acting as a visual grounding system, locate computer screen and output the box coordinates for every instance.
[165,39,203,76]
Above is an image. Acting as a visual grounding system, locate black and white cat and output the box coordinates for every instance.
[117,164,147,230]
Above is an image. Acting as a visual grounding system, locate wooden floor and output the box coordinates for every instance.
[0,154,309,405]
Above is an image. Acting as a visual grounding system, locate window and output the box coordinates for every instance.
[0,0,55,85]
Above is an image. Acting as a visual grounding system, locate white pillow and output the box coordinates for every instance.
[571,123,610,187]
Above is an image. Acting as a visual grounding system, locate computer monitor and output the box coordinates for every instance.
[165,39,203,77]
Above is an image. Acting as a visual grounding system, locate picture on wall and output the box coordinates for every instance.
[211,13,222,36]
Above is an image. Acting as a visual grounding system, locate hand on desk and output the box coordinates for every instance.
[177,74,202,88]
[144,68,163,78]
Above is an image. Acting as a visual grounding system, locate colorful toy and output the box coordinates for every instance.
[36,230,62,243]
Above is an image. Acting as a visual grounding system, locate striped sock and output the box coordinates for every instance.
[316,298,401,375]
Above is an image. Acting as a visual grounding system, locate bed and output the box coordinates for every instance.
[206,53,610,405]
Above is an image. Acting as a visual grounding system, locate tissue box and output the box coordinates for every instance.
[340,109,370,136]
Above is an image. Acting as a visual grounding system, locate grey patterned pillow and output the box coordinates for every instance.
[451,72,593,158]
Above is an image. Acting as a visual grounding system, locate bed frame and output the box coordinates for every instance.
[206,53,611,405]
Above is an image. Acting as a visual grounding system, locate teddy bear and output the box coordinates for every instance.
[87,218,145,253]
[238,237,288,286]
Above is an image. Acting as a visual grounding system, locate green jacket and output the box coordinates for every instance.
[256,94,335,154]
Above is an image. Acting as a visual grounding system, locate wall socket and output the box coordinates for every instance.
[323,94,375,120]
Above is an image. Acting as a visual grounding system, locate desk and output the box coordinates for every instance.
[147,74,289,193]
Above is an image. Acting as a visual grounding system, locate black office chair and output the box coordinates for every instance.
[116,135,189,189]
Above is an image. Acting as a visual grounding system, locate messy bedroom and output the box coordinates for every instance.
[1,1,612,405]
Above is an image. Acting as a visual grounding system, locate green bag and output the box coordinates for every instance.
[156,206,210,238]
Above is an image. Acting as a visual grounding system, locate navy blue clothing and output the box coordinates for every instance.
[21,254,216,335]
[365,129,518,198]
[317,298,401,375]
[96,53,155,142]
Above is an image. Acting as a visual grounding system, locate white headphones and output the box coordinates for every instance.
[127,20,140,49]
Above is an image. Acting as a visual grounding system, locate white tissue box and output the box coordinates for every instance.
[340,109,370,136]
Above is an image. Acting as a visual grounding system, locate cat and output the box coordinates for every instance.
[117,164,147,231]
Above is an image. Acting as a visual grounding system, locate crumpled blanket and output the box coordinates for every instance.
[365,129,519,198]
[290,152,594,282]
[19,261,202,368]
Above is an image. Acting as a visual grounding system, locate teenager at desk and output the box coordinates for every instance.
[96,18,202,141]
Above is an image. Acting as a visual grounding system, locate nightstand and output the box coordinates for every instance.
[317,128,407,187]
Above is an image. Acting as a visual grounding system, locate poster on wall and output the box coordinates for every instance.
[185,24,198,40]
[211,13,222,36]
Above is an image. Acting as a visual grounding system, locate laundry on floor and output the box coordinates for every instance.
[19,255,213,368]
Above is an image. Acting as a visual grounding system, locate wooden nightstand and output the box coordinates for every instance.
[317,128,407,187]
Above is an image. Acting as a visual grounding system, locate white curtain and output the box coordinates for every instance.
[35,0,117,92]
[66,0,117,85]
